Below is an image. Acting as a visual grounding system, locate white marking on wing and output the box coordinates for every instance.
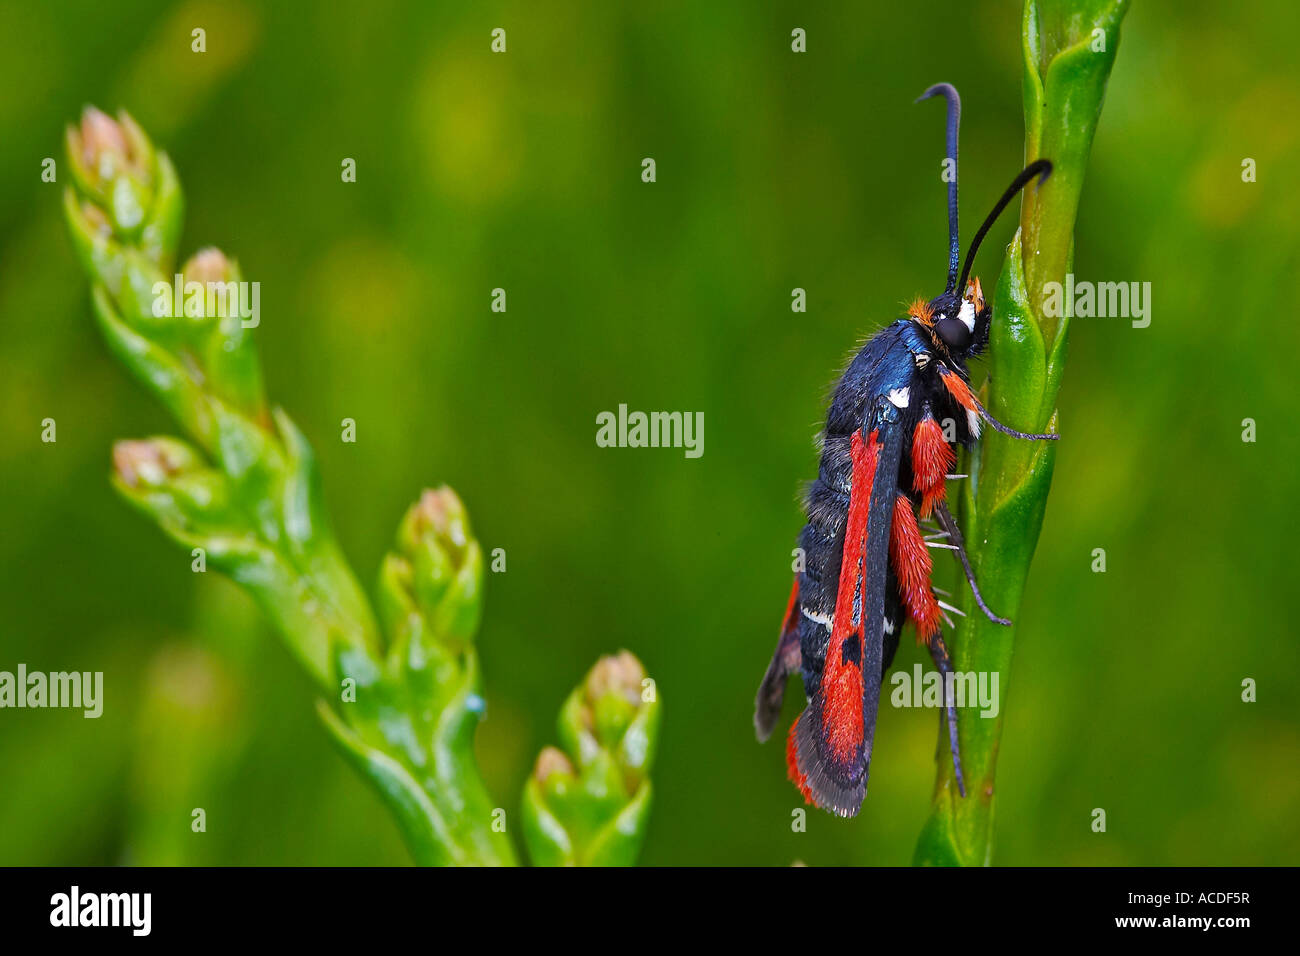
[801,606,833,630]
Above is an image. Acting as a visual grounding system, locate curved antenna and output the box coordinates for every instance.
[915,83,962,292]
[956,159,1053,295]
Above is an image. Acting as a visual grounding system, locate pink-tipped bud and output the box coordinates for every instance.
[408,486,470,556]
[77,106,147,185]
[533,746,575,784]
[112,439,195,489]
[66,106,157,235]
[182,247,235,285]
[585,650,645,707]
[81,108,128,169]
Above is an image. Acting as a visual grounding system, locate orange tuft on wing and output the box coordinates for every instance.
[939,366,979,412]
[890,494,942,640]
[911,415,956,519]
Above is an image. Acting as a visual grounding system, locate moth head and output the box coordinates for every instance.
[939,277,988,355]
[915,277,987,360]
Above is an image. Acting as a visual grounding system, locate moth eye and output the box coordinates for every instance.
[935,317,972,351]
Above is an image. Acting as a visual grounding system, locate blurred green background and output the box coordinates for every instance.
[1,0,1297,866]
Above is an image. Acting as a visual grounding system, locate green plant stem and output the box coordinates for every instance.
[913,0,1127,866]
[64,108,660,867]
[63,108,514,866]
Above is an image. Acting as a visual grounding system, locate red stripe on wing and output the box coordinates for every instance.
[786,719,815,804]
[817,428,878,762]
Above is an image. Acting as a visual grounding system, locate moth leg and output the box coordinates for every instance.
[932,502,1012,626]
[926,630,967,798]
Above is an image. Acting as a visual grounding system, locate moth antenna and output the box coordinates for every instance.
[978,404,1059,441]
[916,83,961,292]
[957,158,1053,294]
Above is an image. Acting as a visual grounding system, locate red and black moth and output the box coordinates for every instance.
[753,84,1058,818]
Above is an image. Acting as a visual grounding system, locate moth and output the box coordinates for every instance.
[753,84,1057,817]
